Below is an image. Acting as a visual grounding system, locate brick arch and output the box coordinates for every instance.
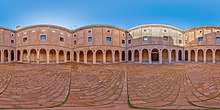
[171,49,176,62]
[87,50,93,63]
[128,50,132,61]
[59,50,64,63]
[39,49,47,63]
[198,49,203,62]
[191,50,195,62]
[115,50,120,62]
[30,49,37,63]
[134,49,139,62]
[106,50,112,62]
[66,51,70,62]
[3,50,8,62]
[142,49,149,63]
[79,51,84,62]
[216,49,220,63]
[206,49,212,62]
[49,49,56,63]
[23,49,28,62]
[96,50,103,63]
[162,49,168,63]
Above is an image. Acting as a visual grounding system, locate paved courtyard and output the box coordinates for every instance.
[0,63,220,109]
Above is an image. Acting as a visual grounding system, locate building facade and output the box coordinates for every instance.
[0,24,220,64]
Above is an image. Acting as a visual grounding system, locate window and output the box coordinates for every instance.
[122,40,125,44]
[60,37,64,42]
[23,37,27,42]
[143,36,148,41]
[217,31,220,33]
[74,40,76,45]
[164,30,167,32]
[163,36,169,41]
[11,39,14,44]
[198,37,203,41]
[144,29,147,32]
[107,30,110,32]
[179,40,182,44]
[88,37,92,42]
[216,37,220,42]
[88,30,92,33]
[74,34,77,37]
[185,40,188,44]
[106,37,111,42]
[40,35,46,40]
[200,31,202,33]
[128,40,131,44]
[11,34,13,36]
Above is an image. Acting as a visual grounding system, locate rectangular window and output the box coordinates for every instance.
[23,37,27,42]
[106,37,111,42]
[60,37,64,42]
[122,40,125,44]
[88,37,92,42]
[40,35,46,40]
[216,37,220,42]
[74,40,76,45]
[198,37,203,41]
[143,36,148,41]
[128,40,131,44]
[179,40,182,44]
[163,36,168,41]
[11,39,14,44]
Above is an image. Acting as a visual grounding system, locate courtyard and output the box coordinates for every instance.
[0,63,220,109]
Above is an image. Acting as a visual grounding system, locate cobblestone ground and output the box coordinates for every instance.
[0,63,220,109]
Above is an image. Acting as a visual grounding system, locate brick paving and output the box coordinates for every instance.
[0,63,219,109]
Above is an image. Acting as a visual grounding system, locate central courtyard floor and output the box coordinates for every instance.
[0,63,220,109]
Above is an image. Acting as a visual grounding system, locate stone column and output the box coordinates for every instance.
[46,50,50,64]
[27,50,30,63]
[195,50,198,62]
[56,50,59,63]
[188,50,191,62]
[1,50,3,63]
[212,50,216,63]
[176,50,179,62]
[64,51,67,63]
[159,50,162,64]
[37,50,39,64]
[119,51,122,62]
[8,50,11,63]
[103,51,106,63]
[131,51,134,62]
[93,51,96,64]
[168,50,171,63]
[139,50,142,63]
[148,51,152,64]
[203,50,206,63]
[76,52,80,63]
[112,51,115,63]
[84,51,87,63]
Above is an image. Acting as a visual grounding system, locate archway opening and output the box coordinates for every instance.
[134,50,139,62]
[191,50,195,62]
[171,50,176,63]
[49,49,56,63]
[23,50,28,62]
[162,49,168,63]
[4,50,8,62]
[17,50,21,61]
[96,50,103,63]
[30,49,37,63]
[59,50,64,63]
[79,51,84,62]
[67,51,70,62]
[206,49,212,62]
[87,50,93,63]
[198,49,203,62]
[11,50,14,62]
[185,50,188,61]
[142,49,149,63]
[151,48,159,62]
[128,50,132,61]
[216,49,220,63]
[40,49,46,63]
[122,51,125,61]
[115,50,119,62]
[74,52,77,62]
[178,50,182,61]
[106,50,112,62]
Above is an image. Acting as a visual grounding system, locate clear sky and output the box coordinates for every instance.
[0,0,219,30]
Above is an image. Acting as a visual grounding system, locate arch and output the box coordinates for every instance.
[191,50,195,62]
[74,51,77,61]
[122,51,125,61]
[67,51,70,62]
[151,48,159,62]
[39,49,46,63]
[171,49,176,62]
[23,49,28,62]
[87,50,93,63]
[115,50,119,62]
[59,50,64,62]
[162,49,168,63]
[128,50,132,61]
[79,51,84,62]
[185,50,188,61]
[178,50,182,61]
[134,50,139,62]
[11,50,15,62]
[106,50,112,62]
[30,49,37,63]
[49,49,56,63]
[17,50,21,61]
[96,50,103,63]
[206,49,212,62]
[142,49,149,63]
[216,49,220,63]
[198,49,203,62]
[4,50,8,62]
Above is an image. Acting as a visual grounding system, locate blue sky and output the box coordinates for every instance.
[0,0,219,30]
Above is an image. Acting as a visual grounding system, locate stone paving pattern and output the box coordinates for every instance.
[0,63,220,109]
